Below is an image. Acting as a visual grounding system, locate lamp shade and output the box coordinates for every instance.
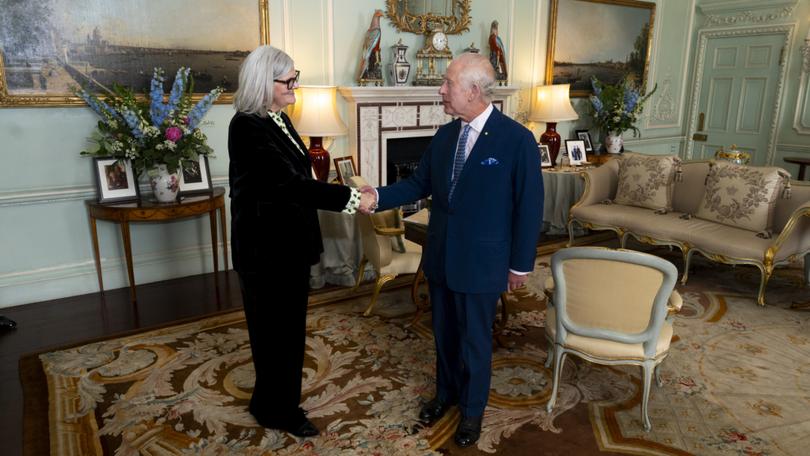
[528,84,578,122]
[290,85,347,137]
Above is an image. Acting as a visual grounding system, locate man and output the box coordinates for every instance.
[361,53,543,447]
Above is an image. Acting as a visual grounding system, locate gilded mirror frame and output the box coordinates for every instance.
[0,0,270,107]
[385,0,471,35]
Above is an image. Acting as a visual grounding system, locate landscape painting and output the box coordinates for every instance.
[0,0,269,106]
[546,0,655,97]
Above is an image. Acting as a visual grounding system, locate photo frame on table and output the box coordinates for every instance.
[575,129,594,153]
[179,156,213,195]
[93,157,139,203]
[545,0,656,97]
[0,0,270,107]
[565,139,588,166]
[539,144,553,168]
[334,156,357,184]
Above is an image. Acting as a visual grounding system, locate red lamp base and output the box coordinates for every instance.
[308,136,330,182]
[539,122,560,168]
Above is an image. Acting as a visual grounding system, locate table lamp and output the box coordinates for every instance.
[528,84,578,167]
[290,85,347,182]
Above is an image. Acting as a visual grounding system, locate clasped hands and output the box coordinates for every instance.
[357,185,378,214]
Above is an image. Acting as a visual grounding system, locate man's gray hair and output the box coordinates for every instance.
[456,53,496,102]
[233,45,294,116]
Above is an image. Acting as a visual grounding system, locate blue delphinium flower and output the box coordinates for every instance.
[590,96,604,114]
[624,88,640,113]
[76,89,121,124]
[591,78,602,96]
[121,109,145,141]
[167,67,190,117]
[149,68,168,127]
[186,88,223,130]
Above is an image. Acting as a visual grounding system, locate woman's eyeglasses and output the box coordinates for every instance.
[274,70,300,89]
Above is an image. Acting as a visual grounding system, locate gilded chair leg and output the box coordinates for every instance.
[681,249,694,285]
[654,363,663,387]
[757,265,772,307]
[619,230,629,249]
[353,257,368,291]
[546,347,565,413]
[566,220,577,247]
[363,274,395,317]
[641,360,654,432]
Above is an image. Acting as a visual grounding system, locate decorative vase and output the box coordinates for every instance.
[148,164,180,203]
[387,39,410,86]
[606,132,624,154]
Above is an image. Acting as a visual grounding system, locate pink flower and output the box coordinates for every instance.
[165,126,183,142]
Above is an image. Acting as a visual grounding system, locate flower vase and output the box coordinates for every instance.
[387,40,410,86]
[149,164,179,203]
[606,132,624,154]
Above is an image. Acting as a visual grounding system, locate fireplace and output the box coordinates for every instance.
[338,86,517,187]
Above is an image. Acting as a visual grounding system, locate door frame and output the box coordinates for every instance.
[685,24,795,164]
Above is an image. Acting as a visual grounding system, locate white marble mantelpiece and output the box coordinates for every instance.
[338,86,518,186]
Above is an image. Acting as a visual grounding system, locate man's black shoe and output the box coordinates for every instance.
[418,397,455,426]
[0,316,16,330]
[454,415,482,448]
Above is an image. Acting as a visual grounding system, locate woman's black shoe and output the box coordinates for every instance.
[250,406,319,437]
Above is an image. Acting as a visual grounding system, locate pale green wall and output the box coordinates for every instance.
[2,0,806,307]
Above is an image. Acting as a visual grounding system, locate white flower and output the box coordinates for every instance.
[163,140,177,151]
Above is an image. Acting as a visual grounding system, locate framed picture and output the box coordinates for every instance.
[0,0,270,107]
[539,144,553,168]
[334,156,357,184]
[93,157,139,203]
[565,140,588,166]
[545,0,656,97]
[576,129,594,153]
[178,156,213,195]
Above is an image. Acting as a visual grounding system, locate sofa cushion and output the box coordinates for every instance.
[694,161,789,233]
[614,152,681,211]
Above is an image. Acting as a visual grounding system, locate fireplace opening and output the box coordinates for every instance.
[386,135,432,215]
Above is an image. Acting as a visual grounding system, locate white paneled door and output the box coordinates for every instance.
[692,33,785,165]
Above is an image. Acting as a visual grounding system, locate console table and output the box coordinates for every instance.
[86,187,228,303]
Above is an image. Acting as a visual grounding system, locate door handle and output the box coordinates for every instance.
[692,112,708,141]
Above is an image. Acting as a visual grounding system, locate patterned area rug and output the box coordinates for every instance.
[21,252,810,455]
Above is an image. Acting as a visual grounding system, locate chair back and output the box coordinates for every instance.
[347,176,394,271]
[551,247,678,358]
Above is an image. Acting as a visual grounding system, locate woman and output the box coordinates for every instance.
[228,45,375,437]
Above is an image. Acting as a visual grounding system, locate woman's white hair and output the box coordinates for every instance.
[233,45,294,117]
[456,53,496,102]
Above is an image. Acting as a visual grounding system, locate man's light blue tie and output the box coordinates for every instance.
[449,124,471,201]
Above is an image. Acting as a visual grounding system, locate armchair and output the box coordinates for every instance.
[347,176,422,316]
[544,247,682,431]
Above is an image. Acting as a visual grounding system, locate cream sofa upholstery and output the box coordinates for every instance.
[568,159,810,306]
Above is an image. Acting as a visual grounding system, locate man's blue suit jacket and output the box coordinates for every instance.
[377,107,543,294]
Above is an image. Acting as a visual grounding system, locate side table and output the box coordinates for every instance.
[86,187,228,303]
[783,156,810,181]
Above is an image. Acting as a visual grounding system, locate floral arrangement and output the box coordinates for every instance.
[589,76,656,137]
[75,68,222,175]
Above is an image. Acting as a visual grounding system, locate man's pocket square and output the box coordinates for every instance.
[481,157,499,165]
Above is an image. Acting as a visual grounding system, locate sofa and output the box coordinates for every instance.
[567,154,810,306]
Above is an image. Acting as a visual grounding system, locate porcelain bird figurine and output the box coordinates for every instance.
[357,9,384,85]
[489,20,507,83]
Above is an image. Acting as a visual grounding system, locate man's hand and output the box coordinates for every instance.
[358,189,377,214]
[507,271,527,292]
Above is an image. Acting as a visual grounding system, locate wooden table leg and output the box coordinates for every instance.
[119,221,137,303]
[209,209,220,288]
[219,206,229,271]
[88,214,104,292]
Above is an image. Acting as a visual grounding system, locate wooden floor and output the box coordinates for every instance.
[0,271,244,456]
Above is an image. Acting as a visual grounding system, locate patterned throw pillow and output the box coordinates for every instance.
[614,152,682,211]
[694,161,789,233]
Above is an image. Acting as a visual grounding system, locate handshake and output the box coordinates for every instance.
[357,185,378,215]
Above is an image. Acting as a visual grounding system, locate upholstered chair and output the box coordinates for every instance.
[347,176,422,316]
[544,247,682,431]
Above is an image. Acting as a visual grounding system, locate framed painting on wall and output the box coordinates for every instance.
[0,0,270,107]
[546,0,655,97]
